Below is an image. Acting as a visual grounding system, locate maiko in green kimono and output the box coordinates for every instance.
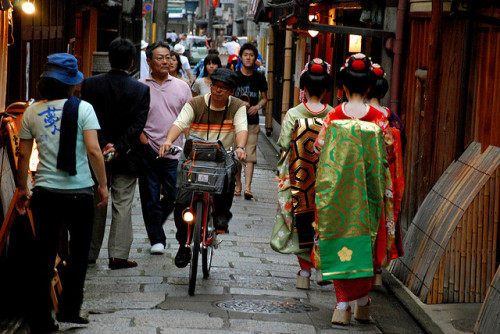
[270,59,333,290]
[312,53,394,326]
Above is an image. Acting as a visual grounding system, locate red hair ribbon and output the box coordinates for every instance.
[373,67,384,77]
[351,60,365,71]
[311,64,323,74]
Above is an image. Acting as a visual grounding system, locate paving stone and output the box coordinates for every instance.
[232,262,299,273]
[133,310,224,329]
[259,254,300,265]
[231,275,293,286]
[229,288,308,299]
[138,282,170,293]
[308,291,338,307]
[85,276,164,284]
[82,300,161,311]
[161,330,252,334]
[229,319,316,334]
[85,292,165,302]
[164,284,225,296]
[74,327,158,334]
[84,283,141,294]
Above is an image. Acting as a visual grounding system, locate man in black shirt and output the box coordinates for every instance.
[233,42,268,200]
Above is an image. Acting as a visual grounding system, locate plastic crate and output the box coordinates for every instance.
[177,160,226,195]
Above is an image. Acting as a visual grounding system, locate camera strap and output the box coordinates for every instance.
[206,96,229,141]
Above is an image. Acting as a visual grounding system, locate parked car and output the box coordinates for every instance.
[237,36,248,46]
[187,35,208,65]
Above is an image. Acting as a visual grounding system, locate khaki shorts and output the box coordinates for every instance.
[245,124,260,163]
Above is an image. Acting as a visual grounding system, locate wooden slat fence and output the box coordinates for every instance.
[390,142,500,303]
[471,20,500,151]
[399,7,500,239]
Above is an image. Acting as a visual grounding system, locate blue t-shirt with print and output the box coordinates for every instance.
[18,99,100,190]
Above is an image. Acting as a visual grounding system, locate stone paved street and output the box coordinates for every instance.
[60,123,422,334]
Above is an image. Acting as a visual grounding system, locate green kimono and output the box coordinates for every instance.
[270,103,333,260]
[315,119,387,279]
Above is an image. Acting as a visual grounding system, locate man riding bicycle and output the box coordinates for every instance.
[159,68,248,268]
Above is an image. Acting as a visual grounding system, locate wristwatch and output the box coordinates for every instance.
[236,146,246,151]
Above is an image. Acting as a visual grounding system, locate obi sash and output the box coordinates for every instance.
[289,117,323,248]
[315,119,387,280]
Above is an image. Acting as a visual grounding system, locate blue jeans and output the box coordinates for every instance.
[139,143,178,246]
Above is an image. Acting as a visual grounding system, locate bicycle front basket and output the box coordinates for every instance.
[177,159,226,194]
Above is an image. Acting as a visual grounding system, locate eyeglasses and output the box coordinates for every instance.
[211,83,231,92]
[152,56,171,61]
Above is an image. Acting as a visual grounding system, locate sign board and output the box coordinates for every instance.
[215,8,223,17]
[220,0,232,4]
[167,8,185,19]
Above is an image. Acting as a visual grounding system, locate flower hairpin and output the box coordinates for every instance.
[340,53,372,72]
[308,58,331,75]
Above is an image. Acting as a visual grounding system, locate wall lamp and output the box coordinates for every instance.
[348,34,362,53]
[22,0,35,14]
[308,13,319,38]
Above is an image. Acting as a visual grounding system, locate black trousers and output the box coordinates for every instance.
[28,188,94,323]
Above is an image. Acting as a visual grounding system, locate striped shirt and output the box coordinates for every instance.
[174,94,247,149]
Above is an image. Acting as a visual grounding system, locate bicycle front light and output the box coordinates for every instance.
[182,209,194,223]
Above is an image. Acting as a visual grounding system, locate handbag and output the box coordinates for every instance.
[183,134,227,162]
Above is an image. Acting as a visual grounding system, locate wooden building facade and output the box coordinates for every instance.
[390,2,499,329]
[399,1,500,233]
[3,0,143,106]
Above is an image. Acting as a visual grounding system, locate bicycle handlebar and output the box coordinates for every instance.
[157,145,183,159]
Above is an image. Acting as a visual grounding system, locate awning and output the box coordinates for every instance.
[250,0,272,23]
[194,19,227,27]
[247,0,260,19]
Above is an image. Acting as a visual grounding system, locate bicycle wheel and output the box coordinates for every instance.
[202,202,215,278]
[188,200,203,296]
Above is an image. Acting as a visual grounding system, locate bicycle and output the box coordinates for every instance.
[177,145,238,296]
[183,189,217,296]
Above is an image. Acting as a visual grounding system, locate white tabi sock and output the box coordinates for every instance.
[336,302,349,310]
[299,269,311,277]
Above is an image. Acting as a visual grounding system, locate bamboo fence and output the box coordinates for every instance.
[474,266,500,333]
[390,142,500,303]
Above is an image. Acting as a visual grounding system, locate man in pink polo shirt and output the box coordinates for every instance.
[139,41,192,255]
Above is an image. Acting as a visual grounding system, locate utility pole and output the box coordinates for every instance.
[207,0,214,36]
[153,0,167,42]
[233,0,239,36]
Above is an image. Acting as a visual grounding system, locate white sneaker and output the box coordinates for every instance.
[150,243,165,255]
